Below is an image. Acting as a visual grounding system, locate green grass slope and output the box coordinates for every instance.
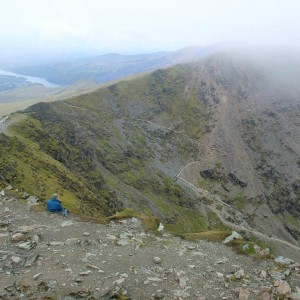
[0,64,221,234]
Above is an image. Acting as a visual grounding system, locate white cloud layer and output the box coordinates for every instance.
[1,0,300,63]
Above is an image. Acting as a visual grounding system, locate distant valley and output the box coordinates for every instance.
[0,45,229,117]
[9,44,240,85]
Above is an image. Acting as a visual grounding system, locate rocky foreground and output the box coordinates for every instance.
[0,193,300,300]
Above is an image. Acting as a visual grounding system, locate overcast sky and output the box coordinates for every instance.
[1,0,300,65]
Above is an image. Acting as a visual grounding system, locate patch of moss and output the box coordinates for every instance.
[283,211,300,227]
[181,230,231,242]
[232,191,247,210]
[207,211,230,231]
[197,178,212,190]
[226,238,273,258]
[108,208,160,232]
[164,207,208,235]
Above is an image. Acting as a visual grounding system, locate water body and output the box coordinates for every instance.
[0,69,60,88]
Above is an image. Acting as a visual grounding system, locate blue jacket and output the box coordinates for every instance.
[47,198,63,212]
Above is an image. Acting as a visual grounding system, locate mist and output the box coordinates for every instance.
[1,0,300,67]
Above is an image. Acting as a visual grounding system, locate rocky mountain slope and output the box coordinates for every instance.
[0,47,299,259]
[177,48,300,244]
[1,193,300,299]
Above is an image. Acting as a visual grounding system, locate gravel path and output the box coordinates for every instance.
[0,196,299,299]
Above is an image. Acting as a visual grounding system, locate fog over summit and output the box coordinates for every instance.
[1,0,300,66]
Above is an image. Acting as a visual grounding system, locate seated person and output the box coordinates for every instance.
[47,193,68,216]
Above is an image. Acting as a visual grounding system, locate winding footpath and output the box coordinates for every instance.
[0,116,8,133]
[176,174,300,253]
[139,115,300,253]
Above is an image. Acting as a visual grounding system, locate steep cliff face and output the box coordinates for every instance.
[1,48,300,245]
[179,49,300,242]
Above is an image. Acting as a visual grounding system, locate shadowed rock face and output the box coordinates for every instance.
[228,173,247,188]
[1,47,300,246]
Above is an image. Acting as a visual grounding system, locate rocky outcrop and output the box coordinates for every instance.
[228,173,247,188]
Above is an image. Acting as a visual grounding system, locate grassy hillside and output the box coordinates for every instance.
[1,65,218,234]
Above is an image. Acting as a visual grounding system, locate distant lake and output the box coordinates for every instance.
[0,69,60,88]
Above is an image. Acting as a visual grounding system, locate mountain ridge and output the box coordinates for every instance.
[1,48,299,259]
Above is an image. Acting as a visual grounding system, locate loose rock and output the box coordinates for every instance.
[238,288,250,300]
[275,280,291,295]
[11,233,27,243]
[153,257,161,264]
[223,231,243,244]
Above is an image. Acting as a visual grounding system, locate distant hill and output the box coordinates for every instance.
[10,43,244,85]
[0,43,247,117]
[1,47,299,257]
[0,80,100,118]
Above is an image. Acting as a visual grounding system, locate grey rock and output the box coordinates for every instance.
[49,241,64,246]
[117,239,129,246]
[61,220,74,227]
[275,256,294,266]
[0,220,10,227]
[152,292,164,300]
[153,257,161,264]
[242,244,249,251]
[178,275,188,288]
[79,270,92,276]
[25,253,39,267]
[11,256,21,263]
[113,278,125,285]
[65,238,80,245]
[289,263,300,269]
[270,270,285,280]
[234,269,245,279]
[32,235,40,244]
[106,234,117,240]
[239,288,250,300]
[284,269,291,277]
[147,277,163,282]
[86,264,100,270]
[17,225,37,233]
[191,251,207,257]
[253,244,261,253]
[275,280,291,295]
[64,268,72,272]
[223,231,243,244]
[187,245,196,250]
[17,241,33,250]
[27,196,38,203]
[33,272,42,280]
[11,232,27,242]
[21,192,29,199]
[173,290,190,298]
[157,223,164,231]
[47,280,57,290]
[260,270,267,279]
[261,292,271,300]
[291,293,300,300]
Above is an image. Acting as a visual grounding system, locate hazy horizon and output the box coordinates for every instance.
[1,0,300,67]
